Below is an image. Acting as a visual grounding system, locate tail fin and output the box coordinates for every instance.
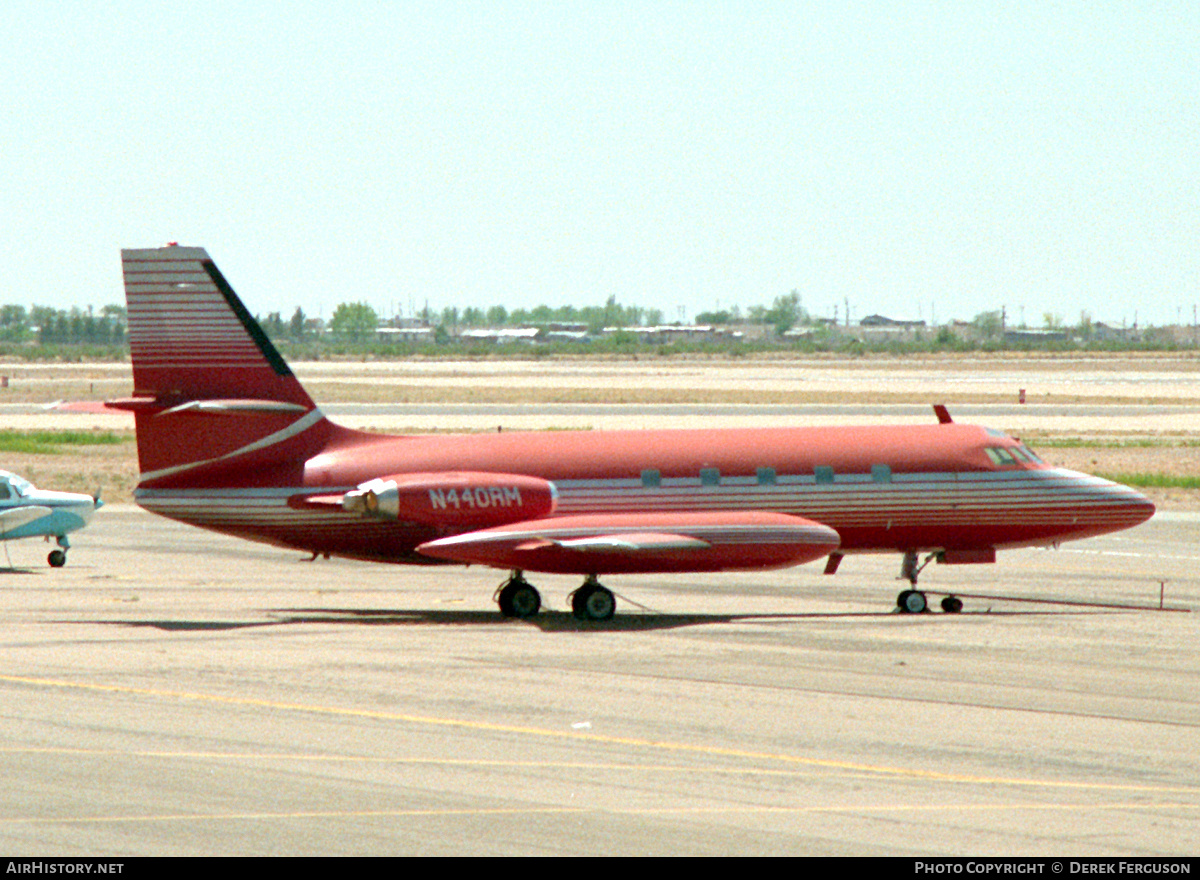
[114,246,331,483]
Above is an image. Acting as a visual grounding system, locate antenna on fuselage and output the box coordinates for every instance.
[933,404,953,424]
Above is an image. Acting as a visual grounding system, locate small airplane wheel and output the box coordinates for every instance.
[47,549,66,568]
[572,584,616,621]
[940,596,964,614]
[896,589,927,614]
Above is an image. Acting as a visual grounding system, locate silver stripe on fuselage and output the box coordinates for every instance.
[137,408,327,484]
[135,469,1137,534]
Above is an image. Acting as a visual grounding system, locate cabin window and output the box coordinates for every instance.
[641,469,661,488]
[871,464,892,483]
[0,483,9,500]
[700,468,720,487]
[757,467,777,485]
[815,465,834,484]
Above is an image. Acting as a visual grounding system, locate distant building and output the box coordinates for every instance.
[458,327,542,344]
[1090,322,1139,343]
[854,315,928,342]
[859,314,926,328]
[1003,327,1070,344]
[600,324,728,343]
[375,326,433,343]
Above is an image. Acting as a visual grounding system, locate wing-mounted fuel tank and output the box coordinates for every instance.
[337,472,557,528]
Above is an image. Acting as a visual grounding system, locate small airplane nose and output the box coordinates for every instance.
[69,494,101,524]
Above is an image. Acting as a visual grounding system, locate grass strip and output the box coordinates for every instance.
[0,430,129,455]
[1097,472,1200,490]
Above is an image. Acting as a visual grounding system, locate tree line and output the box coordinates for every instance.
[255,296,674,344]
[0,296,1185,357]
[0,305,126,345]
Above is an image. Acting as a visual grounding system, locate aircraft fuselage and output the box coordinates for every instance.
[134,419,1153,567]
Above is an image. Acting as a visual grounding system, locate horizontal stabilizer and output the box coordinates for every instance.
[160,399,311,416]
[108,397,311,416]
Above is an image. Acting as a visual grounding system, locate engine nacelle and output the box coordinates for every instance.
[341,471,557,528]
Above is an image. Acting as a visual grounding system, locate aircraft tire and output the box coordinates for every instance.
[572,584,616,621]
[940,596,964,614]
[498,581,541,618]
[897,589,927,614]
[47,550,66,568]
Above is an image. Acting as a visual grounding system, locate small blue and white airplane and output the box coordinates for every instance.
[0,471,101,566]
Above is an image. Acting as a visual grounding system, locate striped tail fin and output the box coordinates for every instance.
[114,246,334,484]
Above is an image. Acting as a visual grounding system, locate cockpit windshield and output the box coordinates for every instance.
[0,473,32,496]
[984,443,1045,468]
[1011,444,1045,464]
[985,447,1020,466]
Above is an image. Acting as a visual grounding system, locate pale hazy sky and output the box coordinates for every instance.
[4,1,1197,327]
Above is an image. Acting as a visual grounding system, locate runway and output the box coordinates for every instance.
[0,506,1195,856]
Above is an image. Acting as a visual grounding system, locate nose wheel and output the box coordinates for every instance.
[48,536,69,568]
[896,588,927,613]
[940,595,963,614]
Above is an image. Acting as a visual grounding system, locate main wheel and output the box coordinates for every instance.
[940,595,964,614]
[896,589,927,614]
[572,584,616,621]
[48,549,66,568]
[498,581,541,618]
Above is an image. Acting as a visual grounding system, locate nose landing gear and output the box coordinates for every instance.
[895,550,963,614]
[47,536,69,568]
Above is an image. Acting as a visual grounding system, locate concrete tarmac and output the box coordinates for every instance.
[0,506,1195,856]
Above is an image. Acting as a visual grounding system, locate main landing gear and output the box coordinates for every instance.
[494,571,617,621]
[496,571,542,619]
[570,575,616,622]
[895,550,963,614]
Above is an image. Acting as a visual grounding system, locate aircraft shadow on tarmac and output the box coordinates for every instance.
[88,606,1082,634]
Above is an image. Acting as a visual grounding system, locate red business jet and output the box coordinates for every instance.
[109,246,1155,620]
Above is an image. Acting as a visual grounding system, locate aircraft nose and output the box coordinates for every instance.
[70,494,101,523]
[1063,470,1155,533]
[1109,482,1155,529]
